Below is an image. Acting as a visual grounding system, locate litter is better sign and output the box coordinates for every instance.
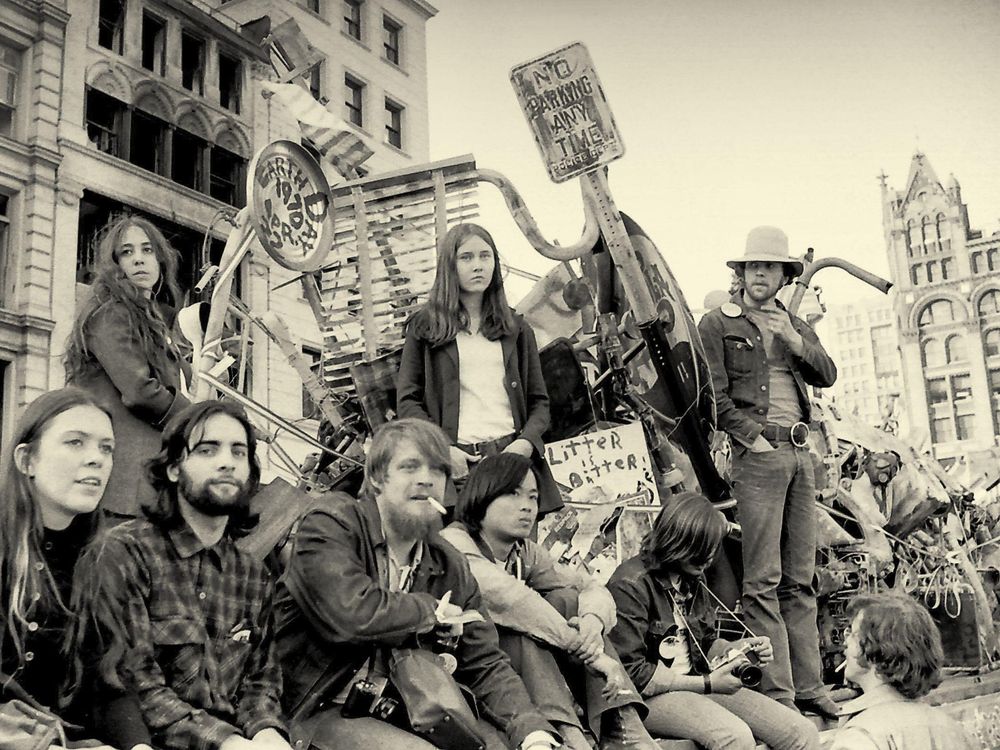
[511,42,625,183]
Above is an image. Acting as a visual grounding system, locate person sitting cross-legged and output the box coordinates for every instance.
[441,453,659,750]
[830,593,975,750]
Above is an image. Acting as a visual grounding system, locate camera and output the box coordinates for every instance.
[710,642,763,688]
[342,679,399,721]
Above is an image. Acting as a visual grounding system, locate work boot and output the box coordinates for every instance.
[794,694,840,721]
[599,706,659,750]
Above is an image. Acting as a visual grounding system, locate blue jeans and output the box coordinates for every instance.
[733,444,823,702]
[643,688,819,750]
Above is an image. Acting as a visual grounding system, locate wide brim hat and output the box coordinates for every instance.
[726,225,804,277]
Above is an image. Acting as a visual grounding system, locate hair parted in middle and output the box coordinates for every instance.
[409,222,516,347]
[144,400,260,538]
[846,593,944,699]
[361,418,452,498]
[639,491,729,574]
[454,452,535,535]
[64,214,184,383]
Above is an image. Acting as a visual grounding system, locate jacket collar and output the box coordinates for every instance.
[359,493,445,578]
[836,683,910,719]
[441,312,522,369]
[729,292,791,317]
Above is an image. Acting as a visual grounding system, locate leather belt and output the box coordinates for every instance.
[457,432,517,457]
[761,422,810,447]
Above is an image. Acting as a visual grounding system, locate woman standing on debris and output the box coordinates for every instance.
[64,215,190,519]
[606,492,820,750]
[397,222,561,513]
[0,387,151,749]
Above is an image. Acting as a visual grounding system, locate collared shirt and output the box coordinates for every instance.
[91,518,286,750]
[743,303,803,426]
[830,684,975,750]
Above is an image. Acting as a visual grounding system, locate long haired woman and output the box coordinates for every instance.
[64,215,191,518]
[0,387,150,749]
[396,222,560,512]
[606,492,818,750]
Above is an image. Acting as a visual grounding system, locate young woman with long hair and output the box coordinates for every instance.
[441,453,658,750]
[0,386,150,749]
[606,492,819,750]
[64,215,191,518]
[396,222,561,512]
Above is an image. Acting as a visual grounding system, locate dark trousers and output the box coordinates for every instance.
[301,710,510,750]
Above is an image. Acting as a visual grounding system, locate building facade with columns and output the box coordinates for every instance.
[883,152,1000,463]
[0,0,436,477]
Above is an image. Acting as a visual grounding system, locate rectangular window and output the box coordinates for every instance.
[956,413,976,441]
[181,32,206,95]
[85,87,125,157]
[209,145,246,207]
[129,110,166,175]
[141,13,166,74]
[97,0,125,53]
[383,16,401,65]
[926,377,948,405]
[345,74,364,126]
[385,98,402,148]
[951,373,973,401]
[172,128,207,190]
[302,345,322,420]
[308,62,323,101]
[0,194,10,302]
[219,53,242,113]
[931,416,954,443]
[307,0,321,13]
[344,0,362,39]
[0,43,18,138]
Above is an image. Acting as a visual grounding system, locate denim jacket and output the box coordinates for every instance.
[697,293,837,447]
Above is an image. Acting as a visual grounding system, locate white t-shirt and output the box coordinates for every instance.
[455,329,516,444]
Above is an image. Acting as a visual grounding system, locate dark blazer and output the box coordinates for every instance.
[396,312,562,514]
[69,301,191,516]
[274,492,553,748]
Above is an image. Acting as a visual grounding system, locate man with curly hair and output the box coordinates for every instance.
[831,593,974,749]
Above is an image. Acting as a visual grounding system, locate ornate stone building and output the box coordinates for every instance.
[883,151,1000,463]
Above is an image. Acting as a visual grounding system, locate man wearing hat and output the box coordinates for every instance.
[697,226,839,719]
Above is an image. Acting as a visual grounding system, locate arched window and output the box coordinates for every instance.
[937,213,950,252]
[912,264,925,285]
[945,334,966,363]
[978,290,1000,317]
[941,258,954,280]
[922,338,945,367]
[926,261,937,283]
[990,249,999,272]
[908,219,922,256]
[972,252,983,274]
[923,216,938,254]
[983,328,1000,358]
[918,299,961,327]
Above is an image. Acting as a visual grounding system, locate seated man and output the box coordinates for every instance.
[78,401,289,750]
[275,418,560,750]
[832,593,975,750]
[441,453,658,750]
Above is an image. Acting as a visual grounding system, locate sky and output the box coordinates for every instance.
[424,0,1000,311]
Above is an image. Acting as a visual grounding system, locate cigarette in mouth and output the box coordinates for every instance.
[426,497,447,515]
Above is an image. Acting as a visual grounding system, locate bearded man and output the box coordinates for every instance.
[82,401,289,750]
[275,418,560,750]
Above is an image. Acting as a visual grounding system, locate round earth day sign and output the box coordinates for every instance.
[249,140,334,271]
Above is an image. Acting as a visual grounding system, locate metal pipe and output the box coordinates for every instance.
[472,168,601,261]
[788,254,893,316]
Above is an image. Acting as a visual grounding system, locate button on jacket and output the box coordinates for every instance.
[697,294,837,447]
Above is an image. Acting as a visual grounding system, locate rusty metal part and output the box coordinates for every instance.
[788,250,893,316]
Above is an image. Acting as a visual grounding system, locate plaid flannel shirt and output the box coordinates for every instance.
[93,519,286,750]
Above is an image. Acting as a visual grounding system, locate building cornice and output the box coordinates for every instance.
[155,0,269,61]
[399,0,438,19]
[4,0,70,28]
[0,309,56,334]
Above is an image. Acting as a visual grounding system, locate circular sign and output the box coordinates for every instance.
[248,140,335,272]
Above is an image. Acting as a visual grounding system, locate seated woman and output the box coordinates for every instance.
[0,387,150,750]
[606,491,819,750]
[441,453,658,750]
[831,593,975,749]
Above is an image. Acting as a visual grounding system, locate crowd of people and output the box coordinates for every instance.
[0,217,977,750]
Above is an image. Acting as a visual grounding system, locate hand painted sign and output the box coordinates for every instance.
[545,421,657,504]
[249,140,335,271]
[510,42,625,183]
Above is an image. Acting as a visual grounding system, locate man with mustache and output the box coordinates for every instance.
[275,418,560,750]
[698,226,839,720]
[81,401,289,750]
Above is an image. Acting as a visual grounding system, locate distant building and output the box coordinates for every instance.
[0,0,436,478]
[882,151,1000,463]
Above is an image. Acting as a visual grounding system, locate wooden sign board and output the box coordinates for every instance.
[510,42,625,183]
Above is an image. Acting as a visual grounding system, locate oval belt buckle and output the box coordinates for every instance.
[790,422,810,448]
